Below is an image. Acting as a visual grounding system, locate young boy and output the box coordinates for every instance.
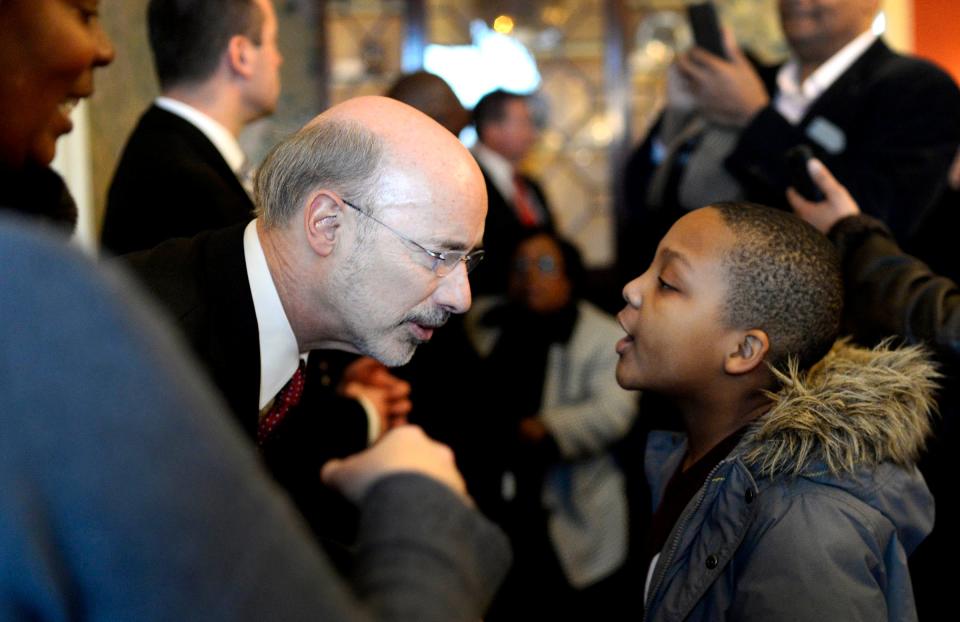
[616,202,937,621]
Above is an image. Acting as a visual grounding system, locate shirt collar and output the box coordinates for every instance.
[472,141,516,201]
[243,220,305,410]
[774,29,877,124]
[155,96,247,174]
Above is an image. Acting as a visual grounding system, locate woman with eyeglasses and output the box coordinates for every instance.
[467,230,640,620]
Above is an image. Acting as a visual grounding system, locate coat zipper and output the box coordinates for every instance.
[644,459,727,620]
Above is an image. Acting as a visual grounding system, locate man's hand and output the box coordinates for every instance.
[787,157,860,234]
[320,425,468,504]
[339,356,412,432]
[676,28,769,127]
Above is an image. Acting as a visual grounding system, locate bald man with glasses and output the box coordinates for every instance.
[124,96,488,552]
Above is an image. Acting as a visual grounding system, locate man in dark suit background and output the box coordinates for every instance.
[470,89,555,297]
[125,96,487,549]
[101,0,283,254]
[620,0,960,278]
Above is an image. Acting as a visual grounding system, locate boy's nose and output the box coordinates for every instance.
[622,278,643,308]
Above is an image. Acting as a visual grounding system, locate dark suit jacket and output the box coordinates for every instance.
[471,166,555,297]
[124,223,368,548]
[726,39,960,240]
[620,39,960,278]
[102,105,255,255]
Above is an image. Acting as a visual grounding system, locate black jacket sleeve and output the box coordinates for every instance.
[830,214,960,363]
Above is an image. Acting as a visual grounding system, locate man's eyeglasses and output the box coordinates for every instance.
[343,200,485,277]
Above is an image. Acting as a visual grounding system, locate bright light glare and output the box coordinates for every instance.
[423,20,542,110]
[493,15,515,34]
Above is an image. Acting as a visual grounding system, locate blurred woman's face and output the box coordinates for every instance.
[509,234,573,314]
[0,0,114,168]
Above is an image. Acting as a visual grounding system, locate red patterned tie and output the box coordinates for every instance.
[257,361,306,445]
[513,173,539,227]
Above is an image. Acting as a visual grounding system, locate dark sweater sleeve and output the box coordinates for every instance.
[829,214,960,363]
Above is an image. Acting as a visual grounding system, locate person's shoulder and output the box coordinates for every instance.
[864,41,960,94]
[120,224,246,317]
[122,105,219,163]
[749,460,930,547]
[124,223,245,276]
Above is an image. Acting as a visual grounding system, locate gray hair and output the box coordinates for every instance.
[254,118,385,227]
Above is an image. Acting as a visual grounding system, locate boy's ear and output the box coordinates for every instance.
[304,190,344,257]
[724,329,770,376]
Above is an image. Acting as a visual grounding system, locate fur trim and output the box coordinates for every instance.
[739,339,940,477]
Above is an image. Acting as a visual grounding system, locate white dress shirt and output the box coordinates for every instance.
[243,220,380,441]
[472,141,548,224]
[472,142,517,202]
[243,220,304,412]
[773,29,878,125]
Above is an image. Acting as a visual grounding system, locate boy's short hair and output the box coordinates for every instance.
[712,202,842,372]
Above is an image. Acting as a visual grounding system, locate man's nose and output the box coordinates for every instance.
[434,262,472,314]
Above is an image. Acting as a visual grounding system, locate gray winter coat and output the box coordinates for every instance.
[643,341,938,621]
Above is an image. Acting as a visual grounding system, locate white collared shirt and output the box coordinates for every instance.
[243,220,304,412]
[773,29,878,125]
[472,142,517,202]
[243,220,380,442]
[155,96,247,174]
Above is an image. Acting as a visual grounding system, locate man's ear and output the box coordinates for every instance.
[304,190,344,257]
[724,329,770,375]
[226,35,256,78]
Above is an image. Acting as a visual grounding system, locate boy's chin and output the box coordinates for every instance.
[614,365,644,391]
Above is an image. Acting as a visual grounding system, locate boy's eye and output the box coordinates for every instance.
[73,2,99,24]
[658,276,677,292]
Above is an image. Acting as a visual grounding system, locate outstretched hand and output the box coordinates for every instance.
[321,425,469,505]
[339,356,412,434]
[787,158,860,234]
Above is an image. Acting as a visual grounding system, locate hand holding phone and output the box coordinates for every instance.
[786,145,825,202]
[687,2,727,59]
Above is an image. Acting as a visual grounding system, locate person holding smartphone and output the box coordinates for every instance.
[620,0,960,283]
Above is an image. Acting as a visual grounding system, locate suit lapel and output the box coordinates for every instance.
[199,224,262,435]
[800,39,890,128]
[146,106,255,213]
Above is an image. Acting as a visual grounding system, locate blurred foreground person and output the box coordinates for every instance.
[0,2,509,619]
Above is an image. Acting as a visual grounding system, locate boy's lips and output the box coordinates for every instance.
[615,313,635,355]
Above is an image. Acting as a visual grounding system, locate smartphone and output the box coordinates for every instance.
[687,2,727,59]
[786,144,825,202]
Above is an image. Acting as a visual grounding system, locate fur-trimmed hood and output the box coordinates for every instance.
[739,339,939,478]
